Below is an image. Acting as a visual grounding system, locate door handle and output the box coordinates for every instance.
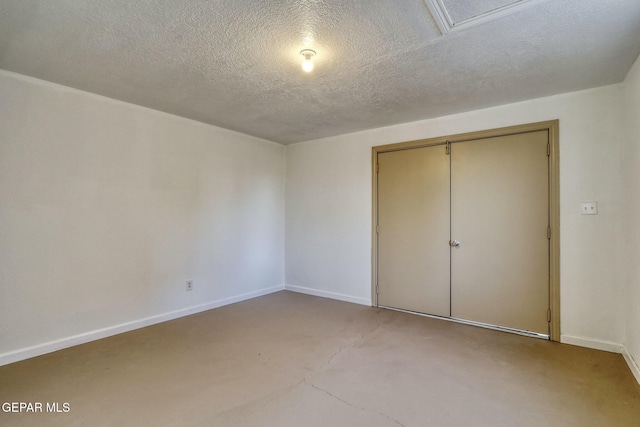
[450,240,460,247]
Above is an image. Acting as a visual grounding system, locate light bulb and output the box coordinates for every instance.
[302,58,314,72]
[300,49,316,73]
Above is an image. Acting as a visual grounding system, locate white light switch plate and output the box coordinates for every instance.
[580,202,598,215]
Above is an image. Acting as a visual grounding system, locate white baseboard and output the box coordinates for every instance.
[0,285,284,367]
[622,345,640,386]
[560,334,622,353]
[285,284,371,307]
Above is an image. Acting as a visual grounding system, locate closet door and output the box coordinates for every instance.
[377,145,450,317]
[450,131,549,334]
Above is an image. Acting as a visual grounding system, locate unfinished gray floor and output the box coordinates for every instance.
[1,291,639,426]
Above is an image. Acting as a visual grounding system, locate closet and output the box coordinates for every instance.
[373,122,559,339]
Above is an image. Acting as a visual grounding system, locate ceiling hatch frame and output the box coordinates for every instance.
[424,0,549,35]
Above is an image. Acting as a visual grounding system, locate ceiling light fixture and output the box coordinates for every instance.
[300,49,316,73]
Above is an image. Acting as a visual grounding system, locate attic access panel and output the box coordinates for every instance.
[446,0,519,23]
[424,0,546,34]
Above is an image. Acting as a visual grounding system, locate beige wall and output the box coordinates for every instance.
[286,84,627,350]
[622,54,640,381]
[0,71,285,364]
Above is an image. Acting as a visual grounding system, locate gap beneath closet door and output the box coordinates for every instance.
[379,305,550,340]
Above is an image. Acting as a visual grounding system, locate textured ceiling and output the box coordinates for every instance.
[1,0,639,144]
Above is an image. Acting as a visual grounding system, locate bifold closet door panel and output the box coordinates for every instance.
[450,131,549,334]
[377,146,450,317]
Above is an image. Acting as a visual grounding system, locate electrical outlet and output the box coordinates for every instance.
[186,280,193,291]
[580,202,598,215]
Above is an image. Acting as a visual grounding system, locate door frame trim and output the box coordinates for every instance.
[371,120,560,341]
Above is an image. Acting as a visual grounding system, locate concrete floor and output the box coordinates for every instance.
[1,291,639,426]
